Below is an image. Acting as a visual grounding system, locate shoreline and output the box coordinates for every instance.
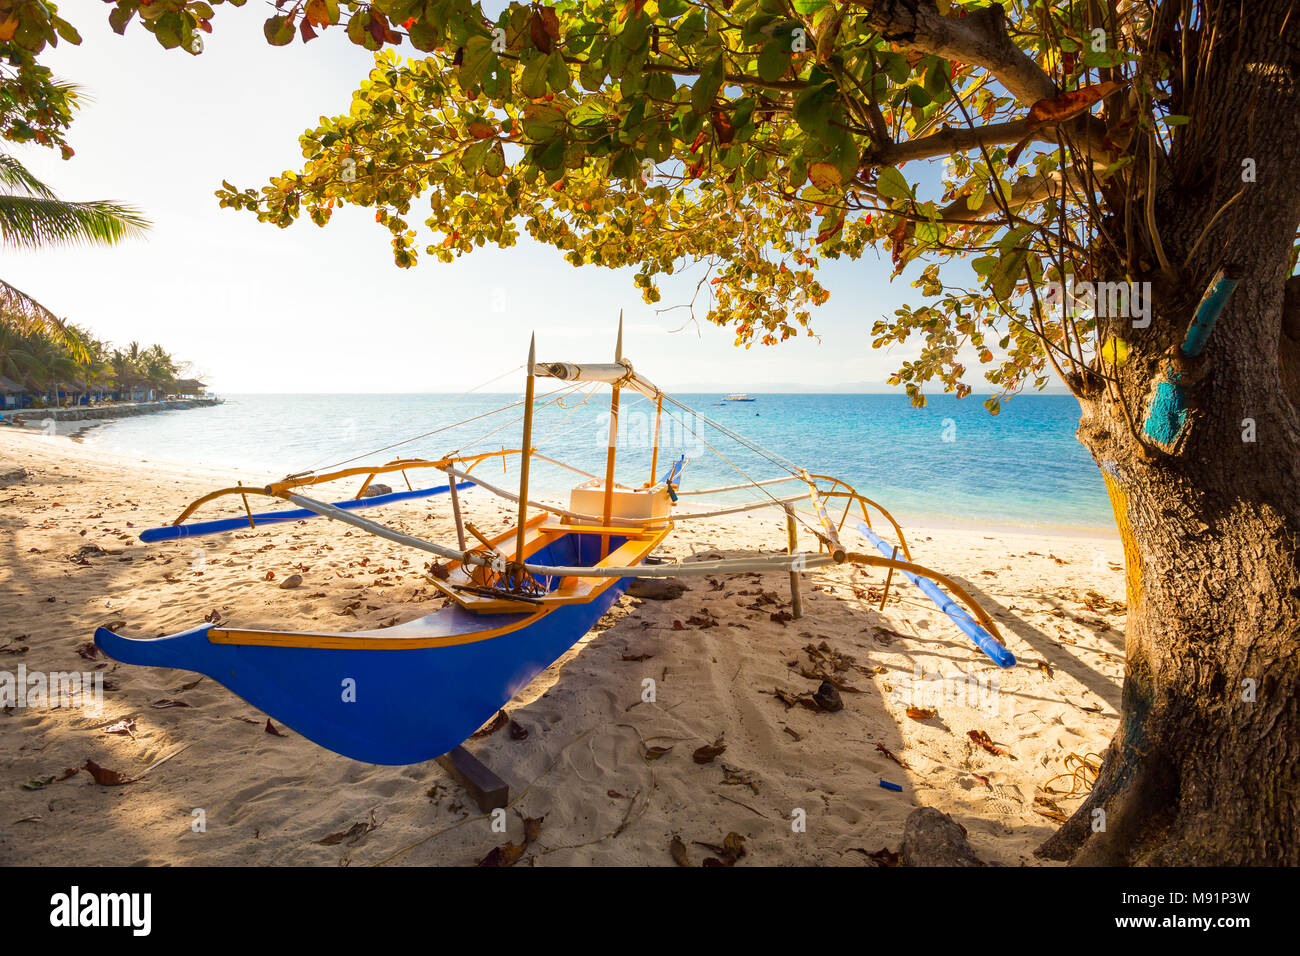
[0,429,1123,866]
[9,425,1120,540]
[3,397,222,441]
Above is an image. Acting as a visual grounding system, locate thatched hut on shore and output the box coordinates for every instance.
[0,375,29,410]
[171,379,207,398]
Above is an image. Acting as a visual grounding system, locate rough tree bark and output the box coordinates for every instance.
[1039,0,1300,865]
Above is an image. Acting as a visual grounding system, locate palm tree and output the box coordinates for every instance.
[0,319,40,384]
[141,343,177,393]
[25,331,79,406]
[0,149,148,362]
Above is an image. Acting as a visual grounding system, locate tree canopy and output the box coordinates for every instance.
[7,0,1214,412]
[6,0,1294,420]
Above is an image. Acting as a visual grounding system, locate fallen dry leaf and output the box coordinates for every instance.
[852,846,901,867]
[670,834,690,867]
[104,718,136,737]
[696,831,746,867]
[82,759,132,786]
[968,729,1009,757]
[1033,795,1070,823]
[317,810,378,846]
[479,813,543,866]
[692,736,726,764]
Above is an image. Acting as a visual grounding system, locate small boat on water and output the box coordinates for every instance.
[723,392,756,401]
[95,318,1013,766]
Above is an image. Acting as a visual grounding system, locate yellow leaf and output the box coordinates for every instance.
[807,162,841,190]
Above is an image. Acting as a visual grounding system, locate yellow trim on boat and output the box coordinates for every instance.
[208,522,673,649]
[207,609,549,650]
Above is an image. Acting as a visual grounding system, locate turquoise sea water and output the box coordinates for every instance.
[79,392,1113,531]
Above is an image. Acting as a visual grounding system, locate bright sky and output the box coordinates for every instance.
[5,5,972,393]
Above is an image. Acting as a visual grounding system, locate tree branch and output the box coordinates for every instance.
[850,0,1057,105]
[874,117,1037,165]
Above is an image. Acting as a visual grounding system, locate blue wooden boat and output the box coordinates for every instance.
[96,518,670,764]
[94,320,1013,767]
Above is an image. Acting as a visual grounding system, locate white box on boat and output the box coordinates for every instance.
[568,480,672,525]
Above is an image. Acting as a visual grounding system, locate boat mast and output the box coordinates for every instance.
[514,334,536,579]
[601,314,623,557]
[649,392,662,486]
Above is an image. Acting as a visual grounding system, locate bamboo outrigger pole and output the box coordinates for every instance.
[514,334,536,579]
[601,314,623,557]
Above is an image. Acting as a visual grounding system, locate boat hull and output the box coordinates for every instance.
[94,581,628,765]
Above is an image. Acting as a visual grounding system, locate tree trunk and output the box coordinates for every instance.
[1038,0,1300,865]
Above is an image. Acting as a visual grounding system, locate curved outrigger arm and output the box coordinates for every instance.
[279,487,1013,668]
[673,472,914,563]
[143,449,523,542]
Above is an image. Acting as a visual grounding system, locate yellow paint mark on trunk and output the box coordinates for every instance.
[1103,470,1143,611]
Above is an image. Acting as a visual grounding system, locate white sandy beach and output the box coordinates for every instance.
[0,426,1124,866]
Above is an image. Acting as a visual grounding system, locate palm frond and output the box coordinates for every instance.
[0,278,89,363]
[0,277,61,328]
[0,154,59,199]
[0,195,150,248]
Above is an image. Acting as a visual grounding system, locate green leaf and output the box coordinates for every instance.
[793,74,837,135]
[676,10,707,47]
[483,142,506,177]
[580,57,606,91]
[536,137,566,171]
[617,13,650,52]
[879,52,910,84]
[924,59,950,99]
[546,49,570,92]
[757,40,791,83]
[108,6,135,35]
[875,166,911,200]
[460,35,496,88]
[53,17,81,44]
[691,55,725,115]
[521,103,565,140]
[461,139,492,173]
[520,53,549,99]
[408,19,440,52]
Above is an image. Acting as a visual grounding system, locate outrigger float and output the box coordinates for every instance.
[95,321,1014,765]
